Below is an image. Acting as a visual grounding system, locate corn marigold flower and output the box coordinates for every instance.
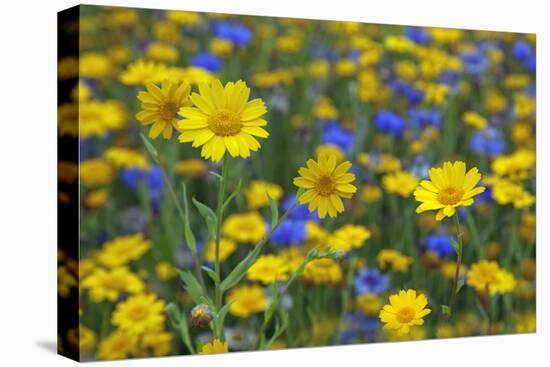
[414,161,486,221]
[225,285,268,318]
[467,260,516,295]
[104,147,149,170]
[136,80,192,139]
[67,325,96,353]
[247,254,289,284]
[97,331,137,360]
[58,266,77,298]
[112,293,166,335]
[176,158,208,178]
[303,258,343,285]
[82,267,144,302]
[440,260,467,280]
[95,233,152,268]
[190,304,214,328]
[315,144,345,164]
[141,331,173,357]
[357,293,383,316]
[204,238,237,262]
[155,261,177,280]
[120,59,168,86]
[328,224,372,252]
[489,178,535,208]
[200,339,229,354]
[462,111,488,129]
[245,180,284,210]
[222,212,267,244]
[379,289,431,336]
[491,149,535,181]
[377,249,412,272]
[80,159,114,187]
[382,170,419,197]
[177,80,269,162]
[293,154,357,219]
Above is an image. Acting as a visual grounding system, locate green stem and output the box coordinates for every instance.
[447,212,464,316]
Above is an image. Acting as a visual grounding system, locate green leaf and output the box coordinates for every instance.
[213,302,232,338]
[220,244,263,291]
[202,266,220,285]
[182,184,197,253]
[165,303,195,354]
[208,171,223,181]
[222,179,242,213]
[268,193,279,228]
[263,311,289,350]
[456,279,465,294]
[178,270,204,305]
[165,302,182,326]
[441,305,451,317]
[140,133,159,162]
[451,239,460,255]
[295,187,305,201]
[264,282,280,324]
[192,198,218,239]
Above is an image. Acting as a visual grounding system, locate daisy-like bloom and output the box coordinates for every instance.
[204,238,237,262]
[245,180,284,210]
[303,258,343,286]
[141,331,173,357]
[200,339,229,354]
[488,177,535,209]
[95,233,152,268]
[382,170,419,198]
[225,285,268,318]
[155,261,177,281]
[247,254,289,284]
[80,159,114,187]
[104,147,149,170]
[379,289,431,336]
[222,212,267,244]
[112,293,166,335]
[327,224,372,252]
[377,249,412,272]
[136,80,192,139]
[357,293,383,316]
[293,154,357,219]
[467,260,516,295]
[96,331,137,360]
[120,59,168,86]
[414,161,486,221]
[82,267,144,302]
[177,80,269,162]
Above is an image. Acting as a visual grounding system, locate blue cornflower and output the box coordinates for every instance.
[409,108,441,128]
[513,40,532,62]
[191,52,223,72]
[389,80,424,104]
[212,21,252,48]
[405,27,431,45]
[282,196,318,221]
[322,121,354,153]
[470,128,506,157]
[460,49,488,75]
[425,233,455,258]
[270,219,306,246]
[121,165,164,202]
[374,111,406,136]
[353,268,389,295]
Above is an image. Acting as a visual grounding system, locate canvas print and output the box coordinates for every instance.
[57,4,536,361]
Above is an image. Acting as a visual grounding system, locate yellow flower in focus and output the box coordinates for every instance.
[377,249,412,272]
[96,331,137,360]
[136,80,192,139]
[120,59,168,86]
[95,233,152,268]
[247,254,289,284]
[293,154,357,218]
[205,238,237,262]
[463,111,488,129]
[225,285,268,318]
[382,170,419,198]
[303,258,343,285]
[82,267,144,302]
[80,159,114,187]
[315,144,345,164]
[200,339,229,354]
[176,159,208,178]
[361,185,383,203]
[414,161,486,221]
[223,212,267,244]
[104,147,149,170]
[112,293,166,335]
[357,293,382,316]
[328,224,371,251]
[155,261,177,280]
[245,180,284,210]
[178,80,269,162]
[379,289,431,336]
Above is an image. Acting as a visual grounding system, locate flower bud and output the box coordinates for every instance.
[190,304,213,328]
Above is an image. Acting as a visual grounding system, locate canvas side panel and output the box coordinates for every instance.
[57,5,80,362]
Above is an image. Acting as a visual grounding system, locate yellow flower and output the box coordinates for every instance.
[104,147,149,170]
[58,266,77,298]
[205,238,237,262]
[414,161,486,221]
[379,289,431,336]
[136,80,192,139]
[466,260,500,293]
[485,89,507,114]
[463,111,487,129]
[245,180,284,210]
[85,189,109,208]
[112,293,166,335]
[293,154,357,218]
[305,221,330,249]
[377,249,412,272]
[80,159,114,187]
[308,59,330,79]
[361,185,382,203]
[247,254,289,284]
[166,10,201,25]
[357,293,382,316]
[334,58,357,76]
[70,324,96,353]
[209,38,234,57]
[176,158,208,178]
[315,144,345,164]
[155,261,177,280]
[141,331,173,357]
[80,52,112,79]
[440,260,466,280]
[120,59,168,86]
[492,269,516,295]
[96,331,137,360]
[491,149,535,181]
[222,212,267,244]
[95,233,152,268]
[382,170,419,197]
[303,258,343,285]
[489,178,535,208]
[225,285,268,318]
[328,224,371,251]
[146,42,179,63]
[82,267,144,302]
[200,339,229,354]
[79,100,128,138]
[177,80,269,162]
[313,96,338,120]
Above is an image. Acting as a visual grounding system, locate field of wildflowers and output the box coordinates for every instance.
[57,5,536,361]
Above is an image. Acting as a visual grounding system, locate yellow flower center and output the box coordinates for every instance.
[160,101,179,120]
[438,185,464,205]
[128,305,148,320]
[315,176,336,196]
[208,109,242,136]
[396,306,416,323]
